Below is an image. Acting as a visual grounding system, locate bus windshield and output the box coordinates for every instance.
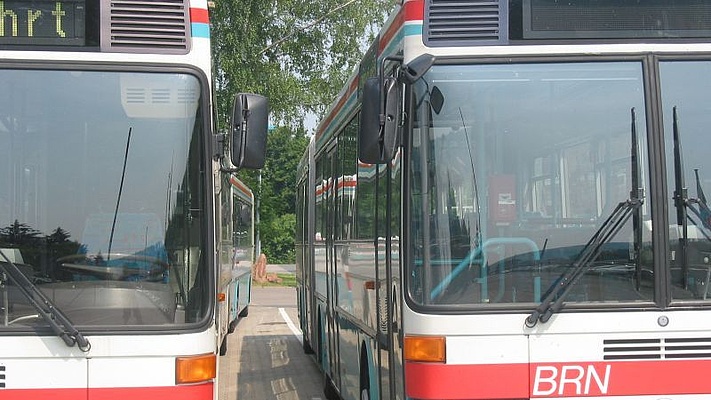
[408,61,655,307]
[0,68,209,328]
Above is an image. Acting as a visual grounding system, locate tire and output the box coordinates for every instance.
[219,334,228,356]
[228,317,238,334]
[303,334,314,354]
[323,373,340,400]
[360,345,370,400]
[238,305,249,318]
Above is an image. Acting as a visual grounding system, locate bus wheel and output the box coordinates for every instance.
[238,305,249,318]
[219,334,228,356]
[360,345,370,400]
[323,374,340,400]
[303,333,314,354]
[228,318,237,334]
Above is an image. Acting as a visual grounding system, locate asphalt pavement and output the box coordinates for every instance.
[218,286,324,400]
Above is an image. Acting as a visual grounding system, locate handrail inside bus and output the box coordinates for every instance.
[429,237,540,301]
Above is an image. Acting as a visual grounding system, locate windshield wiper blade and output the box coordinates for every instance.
[525,200,641,326]
[526,108,644,327]
[0,250,90,351]
[672,106,690,288]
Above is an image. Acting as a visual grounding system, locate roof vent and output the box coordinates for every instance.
[104,0,189,53]
[425,0,508,46]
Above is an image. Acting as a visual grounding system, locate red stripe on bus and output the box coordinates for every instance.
[379,0,422,53]
[190,8,210,24]
[0,383,213,400]
[91,384,213,400]
[315,78,359,140]
[407,359,711,399]
[405,362,528,399]
[403,0,424,21]
[530,359,711,397]
[379,11,402,53]
[0,388,86,400]
[230,175,253,199]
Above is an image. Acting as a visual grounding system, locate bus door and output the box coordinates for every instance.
[297,172,315,352]
[375,159,398,399]
[389,150,405,400]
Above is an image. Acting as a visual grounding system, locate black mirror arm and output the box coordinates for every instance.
[378,55,404,126]
[215,132,242,173]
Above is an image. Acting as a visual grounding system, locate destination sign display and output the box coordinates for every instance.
[0,0,85,46]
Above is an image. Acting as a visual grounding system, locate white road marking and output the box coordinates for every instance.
[278,307,303,344]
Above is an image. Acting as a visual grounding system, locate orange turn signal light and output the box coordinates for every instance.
[404,335,446,363]
[217,292,226,302]
[176,353,217,384]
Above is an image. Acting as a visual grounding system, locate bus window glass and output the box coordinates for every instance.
[340,119,358,240]
[408,62,654,307]
[233,188,253,266]
[0,69,208,328]
[659,60,711,302]
[357,162,376,239]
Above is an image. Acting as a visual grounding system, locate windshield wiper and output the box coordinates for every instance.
[672,106,690,288]
[0,250,90,351]
[670,108,711,289]
[526,108,644,327]
[108,126,132,262]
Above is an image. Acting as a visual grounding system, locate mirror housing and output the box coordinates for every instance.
[358,76,400,164]
[400,53,435,84]
[230,93,268,169]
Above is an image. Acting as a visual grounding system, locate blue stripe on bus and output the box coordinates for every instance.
[404,23,422,37]
[192,23,210,38]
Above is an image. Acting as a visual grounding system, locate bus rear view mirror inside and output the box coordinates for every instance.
[231,93,269,169]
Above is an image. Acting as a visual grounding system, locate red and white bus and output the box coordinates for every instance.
[296,0,711,399]
[0,0,267,398]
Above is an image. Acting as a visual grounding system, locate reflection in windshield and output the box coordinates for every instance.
[0,69,208,328]
[661,61,711,301]
[408,62,654,307]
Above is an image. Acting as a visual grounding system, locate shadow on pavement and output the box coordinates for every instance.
[236,334,324,400]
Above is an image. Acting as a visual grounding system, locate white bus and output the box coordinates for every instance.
[0,0,267,398]
[296,0,711,399]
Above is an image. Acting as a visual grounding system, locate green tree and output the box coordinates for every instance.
[211,0,395,128]
[240,126,309,263]
[211,0,396,262]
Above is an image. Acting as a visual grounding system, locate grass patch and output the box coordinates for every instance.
[257,273,297,287]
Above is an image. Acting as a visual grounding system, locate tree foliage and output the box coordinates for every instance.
[239,126,309,263]
[211,0,395,262]
[211,0,395,128]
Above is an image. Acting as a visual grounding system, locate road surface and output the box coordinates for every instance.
[218,286,324,400]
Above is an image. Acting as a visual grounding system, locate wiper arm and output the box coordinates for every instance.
[631,108,644,291]
[685,169,711,242]
[525,199,642,326]
[0,250,90,351]
[526,108,644,327]
[672,106,690,288]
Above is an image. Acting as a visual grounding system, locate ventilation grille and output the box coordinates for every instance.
[523,0,711,40]
[425,0,506,46]
[124,87,199,105]
[0,365,5,388]
[109,0,189,52]
[604,338,711,360]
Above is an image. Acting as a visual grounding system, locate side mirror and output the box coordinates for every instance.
[400,53,435,84]
[231,93,268,169]
[359,76,400,164]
